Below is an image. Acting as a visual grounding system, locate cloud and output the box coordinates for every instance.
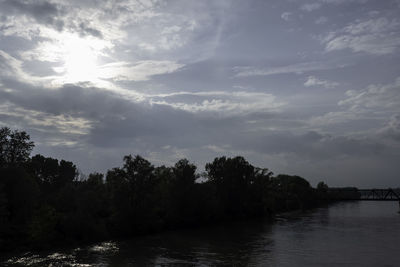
[0,0,399,187]
[0,0,226,89]
[0,0,161,40]
[378,114,400,142]
[0,82,162,149]
[0,79,283,151]
[0,50,21,77]
[0,102,91,136]
[77,22,103,38]
[315,16,328,25]
[97,60,184,82]
[300,3,322,12]
[233,61,341,77]
[298,0,368,16]
[320,0,368,4]
[0,0,65,31]
[281,12,293,22]
[309,77,400,127]
[231,129,385,161]
[6,43,183,87]
[149,91,285,116]
[322,17,400,55]
[0,74,397,187]
[0,50,43,84]
[338,77,400,112]
[308,111,361,127]
[304,76,339,88]
[119,1,227,59]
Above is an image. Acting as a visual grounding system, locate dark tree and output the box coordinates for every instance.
[170,159,197,224]
[270,174,315,211]
[29,154,59,185]
[0,166,39,247]
[28,155,77,187]
[0,127,331,252]
[317,181,328,193]
[0,127,34,167]
[206,156,256,217]
[106,167,131,235]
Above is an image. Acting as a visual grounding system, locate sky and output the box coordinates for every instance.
[0,0,399,187]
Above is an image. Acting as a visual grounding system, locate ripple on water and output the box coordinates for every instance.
[89,241,119,253]
[5,252,75,266]
[5,253,43,266]
[3,242,119,267]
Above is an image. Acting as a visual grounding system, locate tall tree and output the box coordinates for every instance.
[206,156,255,217]
[0,127,34,167]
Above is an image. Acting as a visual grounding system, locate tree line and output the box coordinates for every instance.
[0,127,331,251]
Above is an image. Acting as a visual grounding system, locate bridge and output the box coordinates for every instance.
[327,188,400,201]
[358,189,400,201]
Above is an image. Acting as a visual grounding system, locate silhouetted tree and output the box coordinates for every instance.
[0,166,39,247]
[0,127,332,252]
[0,182,9,244]
[206,156,256,218]
[270,174,315,211]
[317,181,328,192]
[0,127,34,167]
[29,154,59,185]
[246,167,273,216]
[71,172,109,242]
[106,167,130,236]
[170,159,197,224]
[28,155,77,188]
[0,128,36,248]
[122,155,158,231]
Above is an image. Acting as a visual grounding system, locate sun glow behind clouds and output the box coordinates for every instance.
[25,31,113,86]
[50,34,107,84]
[62,36,99,82]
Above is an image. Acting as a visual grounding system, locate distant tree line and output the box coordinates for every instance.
[0,127,332,251]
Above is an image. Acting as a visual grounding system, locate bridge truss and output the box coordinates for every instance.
[358,189,400,201]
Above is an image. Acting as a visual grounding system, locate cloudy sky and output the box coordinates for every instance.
[0,0,399,187]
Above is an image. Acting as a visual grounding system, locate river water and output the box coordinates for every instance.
[2,201,400,266]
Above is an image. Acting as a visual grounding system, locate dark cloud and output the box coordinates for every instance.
[22,59,59,77]
[379,114,400,142]
[0,35,38,55]
[0,76,398,186]
[1,0,65,31]
[77,22,103,38]
[229,129,386,161]
[0,78,389,158]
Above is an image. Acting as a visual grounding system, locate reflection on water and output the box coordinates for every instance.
[2,201,400,266]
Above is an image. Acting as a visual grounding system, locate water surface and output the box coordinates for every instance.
[3,201,400,266]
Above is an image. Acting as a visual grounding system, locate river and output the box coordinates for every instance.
[2,201,400,266]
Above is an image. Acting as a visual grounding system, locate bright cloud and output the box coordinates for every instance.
[97,60,184,82]
[233,62,341,77]
[304,76,339,88]
[150,91,285,116]
[322,17,400,55]
[301,3,322,12]
[281,12,292,21]
[310,77,400,127]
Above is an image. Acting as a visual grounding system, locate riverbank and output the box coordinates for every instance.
[3,201,400,266]
[1,198,330,259]
[2,153,329,253]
